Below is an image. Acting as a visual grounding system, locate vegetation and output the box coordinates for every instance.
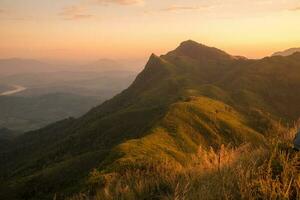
[70,122,300,200]
[1,41,300,199]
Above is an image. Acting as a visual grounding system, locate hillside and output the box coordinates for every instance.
[0,128,19,151]
[1,40,300,199]
[272,48,300,57]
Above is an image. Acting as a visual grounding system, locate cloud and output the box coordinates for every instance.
[160,5,210,12]
[0,9,34,20]
[92,0,143,6]
[58,0,142,20]
[59,6,94,20]
[289,6,300,11]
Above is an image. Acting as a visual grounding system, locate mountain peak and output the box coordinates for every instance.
[179,40,205,47]
[168,40,233,61]
[136,53,168,80]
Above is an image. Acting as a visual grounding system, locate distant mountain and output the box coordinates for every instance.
[82,59,125,72]
[80,58,145,72]
[0,71,136,97]
[0,93,101,132]
[272,48,300,57]
[0,58,54,76]
[1,41,300,199]
[0,58,141,77]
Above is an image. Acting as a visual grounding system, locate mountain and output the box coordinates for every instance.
[1,40,300,199]
[0,128,19,151]
[0,71,136,97]
[0,58,140,77]
[0,58,54,76]
[0,128,19,140]
[272,47,300,57]
[81,59,125,72]
[0,93,101,132]
[82,58,146,72]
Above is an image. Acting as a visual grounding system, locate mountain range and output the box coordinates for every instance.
[1,40,300,199]
[0,59,137,134]
[272,47,300,57]
[0,93,101,132]
[0,58,142,77]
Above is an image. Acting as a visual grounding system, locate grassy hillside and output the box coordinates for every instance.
[74,123,300,200]
[1,41,300,199]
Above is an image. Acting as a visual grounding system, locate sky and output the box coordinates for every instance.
[0,0,300,63]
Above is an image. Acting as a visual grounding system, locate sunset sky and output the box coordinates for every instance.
[1,0,300,63]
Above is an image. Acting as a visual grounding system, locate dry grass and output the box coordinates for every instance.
[68,122,300,200]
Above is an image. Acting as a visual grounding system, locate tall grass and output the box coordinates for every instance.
[68,122,300,200]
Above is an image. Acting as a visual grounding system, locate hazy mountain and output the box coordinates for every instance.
[0,61,137,133]
[0,58,54,76]
[0,58,142,77]
[0,71,136,97]
[1,40,300,199]
[82,59,125,72]
[272,47,300,57]
[0,58,138,97]
[0,93,101,132]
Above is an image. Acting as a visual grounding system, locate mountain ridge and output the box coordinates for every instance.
[1,40,300,199]
[272,47,300,57]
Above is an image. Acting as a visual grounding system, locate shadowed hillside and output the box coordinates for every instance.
[1,41,300,199]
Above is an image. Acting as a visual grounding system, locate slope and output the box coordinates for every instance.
[1,41,300,199]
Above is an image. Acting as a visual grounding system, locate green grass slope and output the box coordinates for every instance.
[106,96,265,169]
[1,41,300,199]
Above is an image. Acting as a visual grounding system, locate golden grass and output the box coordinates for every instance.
[68,122,300,200]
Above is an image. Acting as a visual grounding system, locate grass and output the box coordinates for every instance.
[68,121,300,200]
[3,41,300,200]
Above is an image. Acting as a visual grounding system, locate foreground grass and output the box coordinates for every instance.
[68,123,300,200]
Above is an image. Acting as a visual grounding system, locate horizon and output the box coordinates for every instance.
[1,0,300,63]
[0,40,299,66]
[1,2,300,199]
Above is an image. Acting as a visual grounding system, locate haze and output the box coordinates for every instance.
[1,0,300,64]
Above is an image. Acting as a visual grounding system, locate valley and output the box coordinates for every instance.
[2,0,300,198]
[1,40,300,200]
[0,60,138,132]
[0,85,27,96]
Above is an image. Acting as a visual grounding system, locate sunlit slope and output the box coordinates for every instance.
[1,41,300,199]
[107,96,265,169]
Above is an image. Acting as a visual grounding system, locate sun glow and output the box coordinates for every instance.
[1,0,300,61]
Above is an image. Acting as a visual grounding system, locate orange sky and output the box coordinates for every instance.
[1,0,300,62]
